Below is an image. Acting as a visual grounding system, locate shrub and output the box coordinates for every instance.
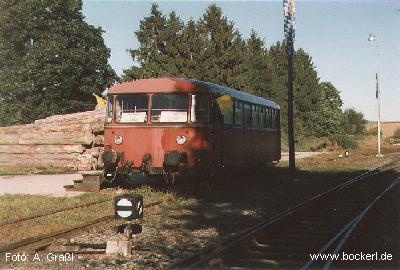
[342,108,367,135]
[365,126,383,136]
[393,128,400,139]
[330,135,358,150]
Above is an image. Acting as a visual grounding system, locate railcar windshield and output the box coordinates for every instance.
[151,94,188,122]
[116,95,148,123]
[191,94,209,123]
[106,96,113,124]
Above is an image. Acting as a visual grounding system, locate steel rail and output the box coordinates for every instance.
[0,215,114,255]
[320,175,400,270]
[170,158,398,270]
[0,198,113,227]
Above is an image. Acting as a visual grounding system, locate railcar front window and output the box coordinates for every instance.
[106,96,113,124]
[272,109,276,129]
[244,103,251,127]
[151,94,188,122]
[234,101,243,126]
[252,105,259,127]
[191,94,209,123]
[266,108,272,128]
[115,95,148,123]
[259,107,265,128]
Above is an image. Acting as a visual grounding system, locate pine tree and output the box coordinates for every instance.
[123,3,168,80]
[161,11,184,75]
[122,4,349,139]
[238,30,272,96]
[268,42,289,131]
[197,4,245,87]
[180,19,205,78]
[0,0,116,126]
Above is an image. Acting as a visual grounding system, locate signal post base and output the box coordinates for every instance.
[106,239,131,256]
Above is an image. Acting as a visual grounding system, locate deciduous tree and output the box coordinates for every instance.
[0,0,116,126]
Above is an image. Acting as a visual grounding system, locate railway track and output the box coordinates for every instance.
[0,200,165,255]
[0,198,113,227]
[171,158,400,269]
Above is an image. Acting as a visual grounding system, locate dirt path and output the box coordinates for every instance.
[0,174,84,197]
[280,151,324,161]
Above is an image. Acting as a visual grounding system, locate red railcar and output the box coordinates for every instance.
[102,78,280,184]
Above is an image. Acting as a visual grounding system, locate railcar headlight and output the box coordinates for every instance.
[114,135,123,145]
[176,135,186,145]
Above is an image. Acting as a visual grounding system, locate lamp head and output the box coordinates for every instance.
[368,33,376,42]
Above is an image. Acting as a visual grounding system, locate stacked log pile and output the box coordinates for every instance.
[0,109,105,170]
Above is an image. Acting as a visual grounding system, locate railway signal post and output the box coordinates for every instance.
[107,194,144,255]
[283,0,296,175]
[114,194,143,238]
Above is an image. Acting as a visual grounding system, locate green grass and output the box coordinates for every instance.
[0,186,177,245]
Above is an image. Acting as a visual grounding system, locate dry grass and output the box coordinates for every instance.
[0,186,176,246]
[0,166,69,175]
[280,135,399,173]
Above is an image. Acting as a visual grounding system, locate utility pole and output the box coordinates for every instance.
[368,33,383,158]
[283,0,296,175]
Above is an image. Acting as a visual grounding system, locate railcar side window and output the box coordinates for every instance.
[276,110,280,129]
[223,110,233,124]
[252,105,258,127]
[116,95,148,123]
[260,107,266,128]
[106,96,113,124]
[234,101,243,126]
[266,108,272,128]
[272,109,276,129]
[191,94,209,123]
[151,94,188,123]
[244,103,251,127]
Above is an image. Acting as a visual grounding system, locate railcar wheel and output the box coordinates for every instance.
[162,170,178,185]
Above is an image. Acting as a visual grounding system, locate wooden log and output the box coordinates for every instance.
[84,147,104,158]
[0,124,34,134]
[0,153,82,169]
[92,122,104,134]
[0,144,85,154]
[0,123,97,135]
[34,108,105,125]
[78,153,94,170]
[0,153,81,162]
[0,153,95,170]
[94,135,104,146]
[0,109,105,170]
[96,154,104,169]
[0,131,94,145]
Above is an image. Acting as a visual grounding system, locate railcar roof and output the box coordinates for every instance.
[108,78,280,109]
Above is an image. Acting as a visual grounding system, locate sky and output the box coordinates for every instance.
[82,0,400,121]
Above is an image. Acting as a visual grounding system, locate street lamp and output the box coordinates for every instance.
[368,33,382,157]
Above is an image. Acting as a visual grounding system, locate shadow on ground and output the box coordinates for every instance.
[136,166,385,268]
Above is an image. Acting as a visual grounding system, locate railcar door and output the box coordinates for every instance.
[211,99,224,172]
